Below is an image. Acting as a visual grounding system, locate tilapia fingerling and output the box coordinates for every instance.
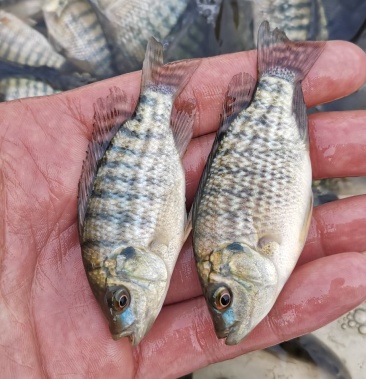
[192,21,324,345]
[78,38,199,345]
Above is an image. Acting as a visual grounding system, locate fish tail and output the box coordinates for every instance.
[257,21,326,82]
[141,37,200,99]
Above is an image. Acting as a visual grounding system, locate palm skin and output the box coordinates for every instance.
[0,41,366,379]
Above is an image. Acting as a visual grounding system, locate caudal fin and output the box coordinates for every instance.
[141,37,200,99]
[257,21,326,82]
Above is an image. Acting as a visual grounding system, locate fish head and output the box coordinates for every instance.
[87,245,168,346]
[201,241,279,345]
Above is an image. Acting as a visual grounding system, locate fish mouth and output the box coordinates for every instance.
[215,321,250,346]
[215,321,240,340]
[111,323,137,345]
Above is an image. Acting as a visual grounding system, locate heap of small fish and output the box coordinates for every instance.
[1,0,365,102]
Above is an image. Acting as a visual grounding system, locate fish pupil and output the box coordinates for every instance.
[119,295,127,308]
[220,294,230,307]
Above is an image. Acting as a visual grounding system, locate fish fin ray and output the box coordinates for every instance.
[78,87,132,234]
[191,72,256,226]
[293,82,308,142]
[171,98,196,157]
[142,37,200,99]
[257,21,326,82]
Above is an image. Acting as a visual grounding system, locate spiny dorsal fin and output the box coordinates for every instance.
[257,20,325,82]
[191,72,256,227]
[78,87,133,234]
[142,37,201,99]
[170,98,197,158]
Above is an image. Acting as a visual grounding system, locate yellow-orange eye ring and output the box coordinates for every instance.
[213,287,232,310]
[112,288,130,311]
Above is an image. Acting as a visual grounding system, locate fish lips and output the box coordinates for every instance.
[110,322,144,346]
[212,309,251,345]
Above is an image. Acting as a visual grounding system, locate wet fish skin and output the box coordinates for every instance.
[78,39,198,345]
[0,10,66,68]
[89,0,191,73]
[42,0,115,78]
[192,21,324,345]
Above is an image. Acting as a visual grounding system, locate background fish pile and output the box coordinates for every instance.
[1,0,365,104]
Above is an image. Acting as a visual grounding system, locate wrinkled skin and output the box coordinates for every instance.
[0,41,366,379]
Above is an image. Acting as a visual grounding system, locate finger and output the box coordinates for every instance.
[166,196,366,305]
[183,110,366,207]
[310,111,366,179]
[299,195,366,265]
[139,253,366,379]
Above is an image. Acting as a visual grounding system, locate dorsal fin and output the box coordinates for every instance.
[78,87,133,234]
[191,72,256,227]
[141,37,200,99]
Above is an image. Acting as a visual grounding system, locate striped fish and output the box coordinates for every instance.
[78,38,199,345]
[252,0,328,42]
[191,21,324,345]
[89,0,191,73]
[0,10,66,68]
[42,0,115,78]
[251,0,366,43]
[0,77,59,101]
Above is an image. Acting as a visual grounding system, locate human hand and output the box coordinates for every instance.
[0,41,365,379]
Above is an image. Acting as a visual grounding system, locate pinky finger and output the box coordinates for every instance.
[136,252,366,379]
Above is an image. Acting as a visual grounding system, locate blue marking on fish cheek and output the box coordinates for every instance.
[116,307,135,327]
[221,307,236,327]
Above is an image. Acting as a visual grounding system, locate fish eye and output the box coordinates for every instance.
[111,288,130,312]
[213,286,232,310]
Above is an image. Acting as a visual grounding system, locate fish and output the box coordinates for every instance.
[89,0,192,73]
[251,0,366,44]
[0,58,96,91]
[191,21,325,345]
[78,38,199,345]
[0,76,59,101]
[42,0,115,79]
[0,10,66,68]
[0,0,42,23]
[267,334,352,379]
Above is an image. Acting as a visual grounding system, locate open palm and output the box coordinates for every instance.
[0,41,366,379]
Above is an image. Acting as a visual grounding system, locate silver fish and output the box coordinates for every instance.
[251,0,366,43]
[42,0,115,78]
[89,0,191,73]
[191,21,324,345]
[252,0,328,42]
[0,76,59,101]
[0,0,42,22]
[0,10,66,68]
[78,38,199,345]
